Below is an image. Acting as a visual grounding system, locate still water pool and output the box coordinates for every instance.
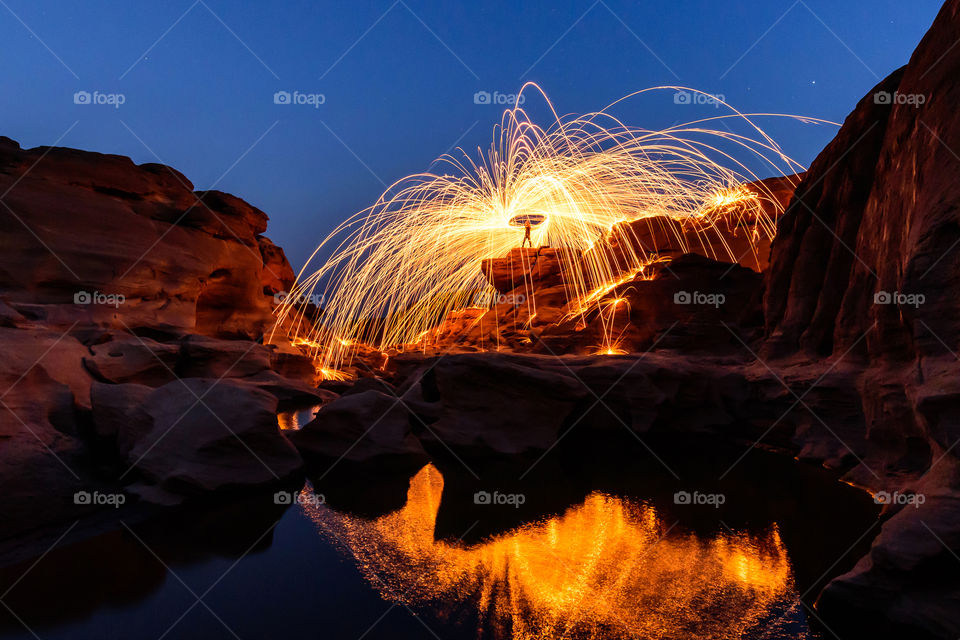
[0,434,877,640]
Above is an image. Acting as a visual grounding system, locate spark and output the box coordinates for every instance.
[273,84,823,373]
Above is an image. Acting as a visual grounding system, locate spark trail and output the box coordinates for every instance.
[274,85,826,375]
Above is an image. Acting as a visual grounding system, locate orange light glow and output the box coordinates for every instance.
[303,465,799,639]
[275,85,821,369]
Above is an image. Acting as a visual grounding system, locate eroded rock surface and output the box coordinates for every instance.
[0,136,290,339]
[757,2,960,634]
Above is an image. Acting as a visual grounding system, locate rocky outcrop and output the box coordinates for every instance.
[342,351,843,464]
[586,173,802,276]
[0,142,327,546]
[420,354,590,454]
[435,173,799,359]
[763,71,905,357]
[0,328,99,540]
[480,174,799,303]
[177,334,272,378]
[481,247,574,294]
[420,250,766,358]
[85,333,181,386]
[759,2,960,635]
[294,3,960,636]
[258,236,296,298]
[535,253,764,354]
[291,389,427,470]
[3,3,960,637]
[90,381,153,454]
[0,136,290,339]
[818,477,960,639]
[122,379,302,501]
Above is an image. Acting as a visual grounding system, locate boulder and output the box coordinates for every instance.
[85,333,180,386]
[269,348,318,384]
[177,334,272,379]
[0,336,93,540]
[421,354,589,454]
[532,253,764,355]
[290,389,428,469]
[124,379,302,499]
[0,326,93,410]
[481,247,576,294]
[89,381,153,454]
[239,370,336,409]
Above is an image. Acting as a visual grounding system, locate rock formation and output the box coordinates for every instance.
[0,140,324,545]
[762,1,960,633]
[0,136,293,338]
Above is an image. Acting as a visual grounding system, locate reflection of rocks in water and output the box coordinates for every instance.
[0,489,289,634]
[308,464,418,519]
[0,529,166,633]
[304,464,804,640]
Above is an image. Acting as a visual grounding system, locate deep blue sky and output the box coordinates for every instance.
[0,1,943,268]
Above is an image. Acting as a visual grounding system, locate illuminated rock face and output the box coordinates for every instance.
[305,464,799,640]
[481,247,576,295]
[422,251,765,357]
[592,175,801,276]
[479,174,798,298]
[444,173,798,359]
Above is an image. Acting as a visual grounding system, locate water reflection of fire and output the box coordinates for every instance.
[302,465,800,639]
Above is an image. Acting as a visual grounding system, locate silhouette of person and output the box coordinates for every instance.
[522,220,532,247]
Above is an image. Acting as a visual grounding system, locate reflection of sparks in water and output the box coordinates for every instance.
[301,465,804,639]
[276,405,321,431]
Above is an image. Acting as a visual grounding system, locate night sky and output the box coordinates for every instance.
[0,1,942,267]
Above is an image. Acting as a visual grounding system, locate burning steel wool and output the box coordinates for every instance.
[274,85,825,375]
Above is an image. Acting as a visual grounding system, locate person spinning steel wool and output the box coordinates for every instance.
[521,219,532,247]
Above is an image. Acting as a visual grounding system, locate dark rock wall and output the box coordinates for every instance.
[766,1,960,365]
[761,2,960,636]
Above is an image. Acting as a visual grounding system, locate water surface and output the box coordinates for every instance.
[0,435,877,640]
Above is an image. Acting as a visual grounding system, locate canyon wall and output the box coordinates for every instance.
[762,1,960,634]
